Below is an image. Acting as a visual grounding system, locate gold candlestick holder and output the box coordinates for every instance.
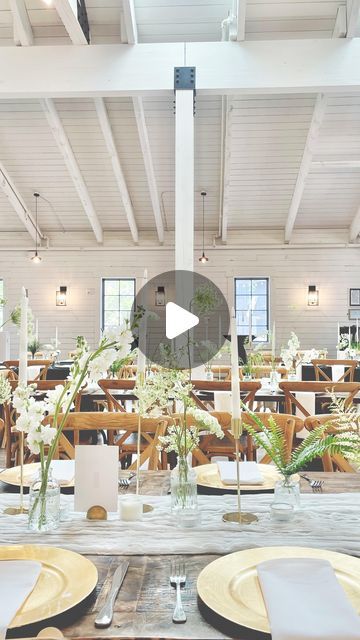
[222,418,258,525]
[136,372,153,514]
[4,431,28,515]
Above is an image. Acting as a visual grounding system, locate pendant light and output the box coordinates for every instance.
[198,191,209,263]
[31,192,42,263]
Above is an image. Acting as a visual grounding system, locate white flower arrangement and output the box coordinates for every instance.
[0,375,11,405]
[158,407,223,456]
[337,334,350,351]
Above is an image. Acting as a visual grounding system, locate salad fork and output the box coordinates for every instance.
[170,560,187,623]
[301,474,324,492]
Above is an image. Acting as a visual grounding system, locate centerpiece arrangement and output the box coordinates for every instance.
[280,332,325,377]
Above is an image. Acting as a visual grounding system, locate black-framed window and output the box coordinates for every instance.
[101,278,135,331]
[234,278,269,341]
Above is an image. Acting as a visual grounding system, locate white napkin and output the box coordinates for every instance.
[0,560,41,639]
[257,558,360,640]
[50,460,75,485]
[27,365,41,380]
[295,391,315,438]
[332,365,345,382]
[217,461,263,485]
[214,391,232,412]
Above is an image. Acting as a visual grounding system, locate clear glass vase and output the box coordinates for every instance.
[28,468,61,532]
[273,474,300,510]
[171,455,199,528]
[205,369,214,381]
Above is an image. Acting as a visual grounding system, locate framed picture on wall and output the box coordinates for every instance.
[349,288,360,306]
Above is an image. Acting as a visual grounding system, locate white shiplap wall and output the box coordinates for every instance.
[0,246,359,358]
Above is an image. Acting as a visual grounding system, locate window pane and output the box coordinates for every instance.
[236,280,251,295]
[120,280,134,295]
[120,311,131,325]
[104,280,119,295]
[104,295,120,311]
[236,295,251,311]
[104,310,120,327]
[254,295,267,311]
[251,279,267,295]
[119,295,134,311]
[252,310,267,327]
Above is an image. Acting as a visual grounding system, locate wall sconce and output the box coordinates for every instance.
[56,286,67,306]
[307,285,319,306]
[155,286,165,306]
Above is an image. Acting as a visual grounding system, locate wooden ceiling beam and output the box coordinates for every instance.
[0,163,45,242]
[8,0,33,46]
[53,0,89,45]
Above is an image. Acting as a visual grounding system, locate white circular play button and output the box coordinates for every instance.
[130,269,230,370]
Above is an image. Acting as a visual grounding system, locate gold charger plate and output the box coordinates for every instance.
[0,545,98,629]
[195,463,298,491]
[0,463,74,488]
[197,546,360,634]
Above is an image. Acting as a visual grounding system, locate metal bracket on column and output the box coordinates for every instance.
[174,67,196,115]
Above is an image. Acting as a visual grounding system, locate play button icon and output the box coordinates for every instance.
[131,269,230,370]
[165,302,199,340]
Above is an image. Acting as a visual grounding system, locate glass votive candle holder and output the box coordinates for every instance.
[270,502,294,522]
[119,495,143,521]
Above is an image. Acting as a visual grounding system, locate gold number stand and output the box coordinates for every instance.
[222,418,258,524]
[4,431,28,515]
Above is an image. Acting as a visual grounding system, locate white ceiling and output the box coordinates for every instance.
[0,0,359,245]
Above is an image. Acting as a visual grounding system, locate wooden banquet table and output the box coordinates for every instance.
[3,471,359,640]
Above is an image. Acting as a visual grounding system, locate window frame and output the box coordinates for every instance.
[101,277,136,332]
[234,277,270,341]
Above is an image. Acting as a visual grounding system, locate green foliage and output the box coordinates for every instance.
[192,284,219,316]
[243,408,357,477]
[28,338,41,357]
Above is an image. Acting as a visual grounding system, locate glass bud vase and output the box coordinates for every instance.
[28,468,61,532]
[205,368,214,381]
[171,455,199,528]
[273,474,300,510]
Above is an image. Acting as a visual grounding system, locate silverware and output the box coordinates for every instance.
[300,474,324,492]
[118,472,136,488]
[94,562,129,628]
[170,559,187,623]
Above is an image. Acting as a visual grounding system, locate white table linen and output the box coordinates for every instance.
[332,364,345,382]
[217,461,263,485]
[0,493,359,557]
[0,560,41,639]
[213,391,232,412]
[258,558,360,640]
[295,391,315,438]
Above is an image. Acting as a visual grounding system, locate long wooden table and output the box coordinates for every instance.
[8,471,359,640]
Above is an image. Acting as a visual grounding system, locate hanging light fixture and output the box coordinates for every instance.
[198,191,209,263]
[31,192,42,264]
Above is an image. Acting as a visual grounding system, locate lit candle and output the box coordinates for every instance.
[137,269,148,376]
[55,326,58,350]
[337,322,340,342]
[231,307,241,420]
[19,287,28,384]
[271,320,276,358]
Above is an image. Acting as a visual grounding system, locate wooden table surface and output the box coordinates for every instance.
[7,470,359,640]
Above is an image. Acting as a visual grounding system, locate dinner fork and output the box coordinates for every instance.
[118,472,136,488]
[170,559,187,623]
[300,474,324,492]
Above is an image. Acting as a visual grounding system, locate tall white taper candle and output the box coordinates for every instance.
[137,269,148,375]
[231,307,241,420]
[19,287,28,384]
[271,321,276,358]
[55,326,58,350]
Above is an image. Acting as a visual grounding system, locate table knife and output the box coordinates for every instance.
[94,562,129,628]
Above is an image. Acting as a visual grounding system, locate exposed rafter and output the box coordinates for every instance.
[2,41,360,98]
[53,0,89,44]
[94,98,139,244]
[236,0,247,41]
[133,97,164,243]
[347,0,360,37]
[220,99,232,243]
[284,94,327,243]
[8,0,33,46]
[0,163,45,242]
[333,5,347,37]
[122,0,138,44]
[42,98,103,243]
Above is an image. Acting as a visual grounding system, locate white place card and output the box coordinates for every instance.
[74,445,119,513]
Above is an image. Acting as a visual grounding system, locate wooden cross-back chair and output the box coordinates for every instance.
[210,365,231,380]
[260,353,282,365]
[311,359,357,383]
[3,380,81,468]
[190,380,261,411]
[45,412,167,470]
[278,381,360,419]
[98,378,137,412]
[198,411,303,463]
[304,414,357,472]
[240,366,288,380]
[3,359,53,381]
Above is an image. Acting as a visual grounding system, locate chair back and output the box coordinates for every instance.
[191,380,261,410]
[98,378,136,412]
[311,359,357,382]
[279,381,360,418]
[240,366,288,380]
[242,412,303,463]
[304,413,356,472]
[46,412,167,470]
[3,359,53,381]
